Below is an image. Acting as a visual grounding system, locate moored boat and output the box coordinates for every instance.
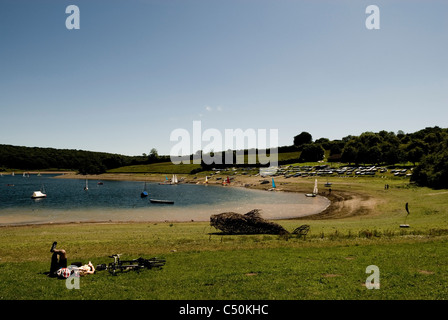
[141,182,148,197]
[150,199,174,204]
[31,190,46,199]
[32,184,47,199]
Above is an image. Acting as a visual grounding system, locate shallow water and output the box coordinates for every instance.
[0,174,329,225]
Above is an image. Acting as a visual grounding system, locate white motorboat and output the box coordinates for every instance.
[31,190,46,199]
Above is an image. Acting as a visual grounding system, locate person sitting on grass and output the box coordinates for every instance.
[49,242,95,278]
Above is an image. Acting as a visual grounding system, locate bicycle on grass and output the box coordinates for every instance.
[96,254,166,276]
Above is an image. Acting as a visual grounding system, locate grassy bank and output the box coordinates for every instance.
[0,222,447,300]
[1,173,447,300]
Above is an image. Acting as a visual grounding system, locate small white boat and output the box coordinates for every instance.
[31,191,47,199]
[84,179,89,190]
[305,179,318,197]
[32,184,47,199]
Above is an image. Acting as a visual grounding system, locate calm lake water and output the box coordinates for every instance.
[0,174,329,225]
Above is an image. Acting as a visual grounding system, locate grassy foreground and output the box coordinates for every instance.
[0,174,447,300]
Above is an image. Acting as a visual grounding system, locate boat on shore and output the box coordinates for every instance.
[305,179,318,197]
[158,176,170,185]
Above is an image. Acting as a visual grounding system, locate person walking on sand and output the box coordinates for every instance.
[49,242,95,278]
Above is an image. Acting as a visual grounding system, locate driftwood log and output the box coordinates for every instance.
[210,209,288,235]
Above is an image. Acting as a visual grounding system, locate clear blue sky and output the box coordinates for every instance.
[1,0,447,156]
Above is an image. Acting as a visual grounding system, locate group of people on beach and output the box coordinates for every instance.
[48,242,95,279]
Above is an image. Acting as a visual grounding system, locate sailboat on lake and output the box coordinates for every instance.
[305,179,318,197]
[84,179,89,191]
[141,181,148,197]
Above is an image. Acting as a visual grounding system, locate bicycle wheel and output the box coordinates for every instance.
[108,262,118,275]
[96,264,107,271]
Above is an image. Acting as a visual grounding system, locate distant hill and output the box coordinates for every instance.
[0,145,135,174]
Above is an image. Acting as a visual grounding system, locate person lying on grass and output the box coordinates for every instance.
[49,242,95,279]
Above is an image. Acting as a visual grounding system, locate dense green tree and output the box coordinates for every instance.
[381,143,403,165]
[367,146,382,165]
[293,132,312,147]
[314,138,330,150]
[299,144,325,162]
[148,148,159,163]
[411,146,448,189]
[341,145,357,165]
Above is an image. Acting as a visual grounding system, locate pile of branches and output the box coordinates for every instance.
[210,209,288,235]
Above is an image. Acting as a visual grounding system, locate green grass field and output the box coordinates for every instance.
[107,162,201,174]
[0,170,447,300]
[105,150,302,175]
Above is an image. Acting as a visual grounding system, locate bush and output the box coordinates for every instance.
[411,143,448,189]
[299,144,325,162]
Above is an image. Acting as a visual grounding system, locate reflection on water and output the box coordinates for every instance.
[0,174,329,225]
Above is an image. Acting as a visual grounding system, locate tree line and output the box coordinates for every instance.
[291,126,448,189]
[0,145,167,175]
